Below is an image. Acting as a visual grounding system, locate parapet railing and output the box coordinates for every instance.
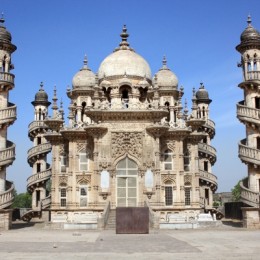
[240,181,260,208]
[0,180,14,209]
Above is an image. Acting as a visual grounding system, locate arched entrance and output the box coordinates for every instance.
[116,157,138,207]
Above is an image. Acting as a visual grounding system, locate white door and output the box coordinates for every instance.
[116,157,138,207]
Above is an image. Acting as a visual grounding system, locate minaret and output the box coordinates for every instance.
[236,16,260,227]
[26,83,51,218]
[195,83,217,208]
[0,15,17,214]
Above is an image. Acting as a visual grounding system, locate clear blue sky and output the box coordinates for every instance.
[2,0,260,193]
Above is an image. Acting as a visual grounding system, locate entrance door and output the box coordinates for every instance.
[116,157,138,207]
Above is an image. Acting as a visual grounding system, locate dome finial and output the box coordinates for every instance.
[83,54,88,68]
[162,55,167,69]
[247,14,252,26]
[200,82,204,89]
[40,81,44,90]
[0,12,5,24]
[119,25,129,48]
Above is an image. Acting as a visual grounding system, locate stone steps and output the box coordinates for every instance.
[105,209,116,229]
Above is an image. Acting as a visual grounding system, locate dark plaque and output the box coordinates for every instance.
[116,207,149,234]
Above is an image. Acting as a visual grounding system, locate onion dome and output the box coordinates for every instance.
[32,82,51,106]
[153,56,178,89]
[195,83,212,104]
[0,14,16,52]
[72,56,96,88]
[236,15,260,52]
[98,25,152,80]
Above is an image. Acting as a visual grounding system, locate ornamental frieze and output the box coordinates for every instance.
[111,132,143,159]
[76,174,91,184]
[59,176,68,186]
[162,174,176,185]
[184,175,192,186]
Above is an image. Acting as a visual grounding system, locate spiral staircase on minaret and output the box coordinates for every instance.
[0,16,17,211]
[192,83,222,218]
[21,83,52,221]
[236,16,260,210]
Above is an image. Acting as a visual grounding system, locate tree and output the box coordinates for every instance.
[12,191,32,208]
[232,179,242,202]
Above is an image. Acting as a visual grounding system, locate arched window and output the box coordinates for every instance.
[60,184,67,207]
[202,106,205,117]
[184,180,191,206]
[164,180,173,206]
[81,102,86,122]
[79,184,88,207]
[79,152,88,171]
[184,151,190,171]
[163,149,173,170]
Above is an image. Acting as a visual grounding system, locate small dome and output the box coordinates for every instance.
[32,83,51,106]
[72,56,96,88]
[237,16,260,51]
[0,16,16,52]
[240,16,260,42]
[0,17,11,43]
[196,83,211,103]
[98,25,152,80]
[153,56,178,88]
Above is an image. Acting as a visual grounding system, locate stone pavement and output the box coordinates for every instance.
[0,221,260,259]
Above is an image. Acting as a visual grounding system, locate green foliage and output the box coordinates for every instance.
[232,180,242,202]
[12,191,32,208]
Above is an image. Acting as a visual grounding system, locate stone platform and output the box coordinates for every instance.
[0,221,259,259]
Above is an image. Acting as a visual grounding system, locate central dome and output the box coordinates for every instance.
[98,26,152,80]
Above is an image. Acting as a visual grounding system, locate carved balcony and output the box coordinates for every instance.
[239,139,260,166]
[0,72,15,88]
[27,168,52,192]
[240,180,260,208]
[27,143,52,166]
[28,121,49,140]
[0,140,15,167]
[237,101,260,127]
[202,119,215,138]
[245,71,260,81]
[0,102,16,126]
[198,143,217,165]
[199,170,218,190]
[0,180,14,209]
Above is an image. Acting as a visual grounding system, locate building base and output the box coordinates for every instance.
[241,207,260,229]
[0,209,13,230]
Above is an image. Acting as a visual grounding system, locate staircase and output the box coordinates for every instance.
[105,209,116,229]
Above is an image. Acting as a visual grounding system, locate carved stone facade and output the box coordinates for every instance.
[38,26,218,227]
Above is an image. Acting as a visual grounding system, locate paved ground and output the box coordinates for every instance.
[0,221,259,259]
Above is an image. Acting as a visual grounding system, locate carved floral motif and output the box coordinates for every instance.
[111,132,143,159]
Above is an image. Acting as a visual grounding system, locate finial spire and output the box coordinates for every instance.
[0,12,4,24]
[83,54,88,68]
[119,25,130,48]
[247,14,252,26]
[162,55,167,69]
[40,81,44,90]
[200,82,204,89]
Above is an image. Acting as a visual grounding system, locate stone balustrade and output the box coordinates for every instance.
[41,195,51,209]
[0,72,15,85]
[239,140,260,166]
[0,103,16,124]
[199,170,218,186]
[246,70,260,81]
[27,168,51,189]
[28,120,48,133]
[237,102,260,122]
[240,181,260,208]
[27,143,52,163]
[0,181,14,209]
[204,119,215,129]
[0,140,15,167]
[198,143,217,159]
